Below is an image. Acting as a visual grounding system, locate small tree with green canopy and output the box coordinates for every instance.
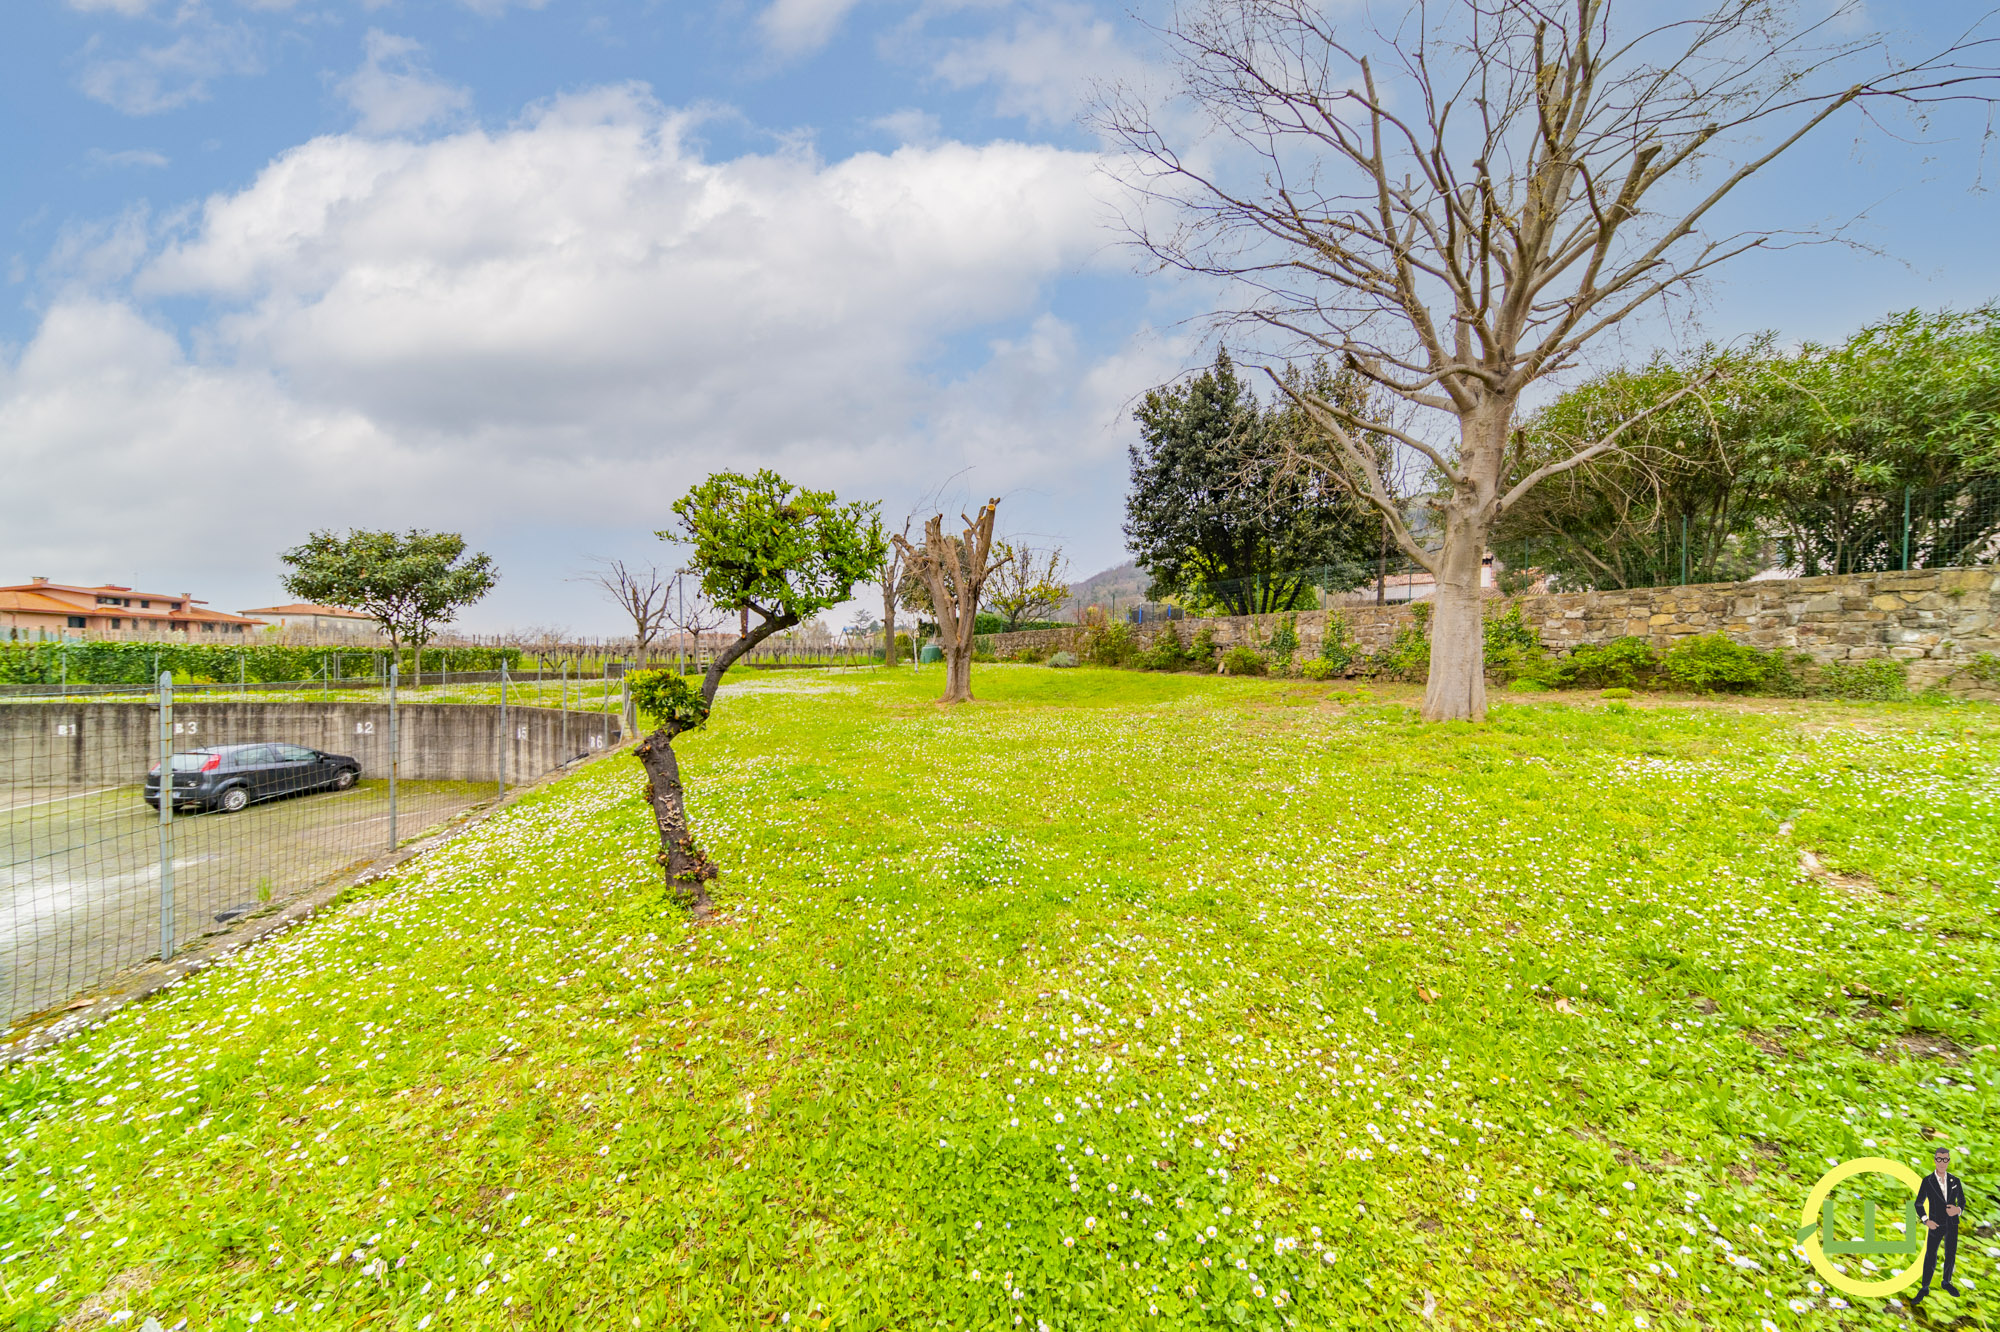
[279,529,497,684]
[633,470,883,912]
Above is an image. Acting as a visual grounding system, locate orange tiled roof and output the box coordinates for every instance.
[0,589,87,616]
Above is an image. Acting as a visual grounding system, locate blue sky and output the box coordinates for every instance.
[3,0,1997,634]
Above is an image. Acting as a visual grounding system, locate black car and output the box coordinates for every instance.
[145,743,361,813]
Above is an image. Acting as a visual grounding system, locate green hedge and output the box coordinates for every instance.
[0,641,521,686]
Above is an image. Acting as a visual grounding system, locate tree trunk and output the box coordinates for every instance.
[1422,407,1507,722]
[941,641,974,703]
[634,726,715,913]
[882,589,899,667]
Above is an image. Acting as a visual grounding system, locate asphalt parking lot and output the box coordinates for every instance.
[2,778,489,1026]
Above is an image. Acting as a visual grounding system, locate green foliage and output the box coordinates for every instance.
[1497,306,2000,587]
[1812,658,1911,701]
[1481,604,1549,683]
[1008,645,1051,664]
[1964,652,2000,685]
[1135,621,1194,672]
[626,669,711,732]
[280,528,497,648]
[1186,623,1220,666]
[1046,651,1079,668]
[1600,687,1634,699]
[666,469,885,632]
[1299,657,1339,681]
[1265,613,1299,662]
[1366,604,1431,682]
[0,640,517,686]
[1220,644,1266,676]
[1126,350,1376,615]
[1660,634,1778,693]
[1084,621,1140,667]
[1317,612,1358,674]
[1543,637,1659,690]
[1508,677,1552,693]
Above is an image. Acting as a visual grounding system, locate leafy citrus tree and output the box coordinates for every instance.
[632,470,883,912]
[279,529,497,684]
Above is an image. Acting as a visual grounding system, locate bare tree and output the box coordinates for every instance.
[579,558,672,655]
[877,515,914,666]
[985,541,1074,631]
[1099,0,1997,720]
[896,501,1003,703]
[663,574,726,669]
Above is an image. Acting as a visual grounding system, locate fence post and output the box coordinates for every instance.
[388,662,399,851]
[157,670,176,962]
[1903,485,1913,571]
[498,660,509,801]
[622,671,634,741]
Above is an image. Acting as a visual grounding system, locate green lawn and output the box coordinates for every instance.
[2,668,1996,1330]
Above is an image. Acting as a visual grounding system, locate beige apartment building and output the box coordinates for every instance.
[0,578,264,641]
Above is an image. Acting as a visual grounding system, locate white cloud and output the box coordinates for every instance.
[86,148,172,170]
[3,89,1156,628]
[339,30,473,136]
[870,107,942,146]
[78,22,262,115]
[65,0,154,14]
[758,0,867,57]
[933,1,1141,128]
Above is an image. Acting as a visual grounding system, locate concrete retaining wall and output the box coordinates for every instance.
[987,567,2000,696]
[0,701,622,787]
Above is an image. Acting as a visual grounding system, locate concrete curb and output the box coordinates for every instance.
[0,743,634,1067]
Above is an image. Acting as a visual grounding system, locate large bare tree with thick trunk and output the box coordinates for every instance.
[633,470,883,912]
[896,501,1002,704]
[1098,0,1997,720]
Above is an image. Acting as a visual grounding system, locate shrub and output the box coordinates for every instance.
[626,669,710,731]
[1086,621,1140,667]
[1186,624,1221,668]
[1813,658,1910,701]
[1300,658,1339,681]
[1008,645,1049,663]
[1369,604,1431,681]
[1507,678,1552,693]
[1660,633,1777,693]
[1483,605,1550,684]
[1962,651,2000,686]
[1221,645,1266,676]
[1545,637,1658,690]
[1599,686,1633,699]
[1266,614,1300,664]
[1317,612,1358,674]
[1047,651,1078,669]
[1137,621,1195,672]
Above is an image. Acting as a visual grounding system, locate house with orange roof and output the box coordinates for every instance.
[0,578,264,641]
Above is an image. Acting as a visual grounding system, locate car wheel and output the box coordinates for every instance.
[332,767,358,791]
[219,786,250,813]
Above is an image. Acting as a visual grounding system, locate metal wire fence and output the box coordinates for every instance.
[1,665,620,1029]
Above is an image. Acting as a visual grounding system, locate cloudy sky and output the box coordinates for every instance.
[3,0,1997,635]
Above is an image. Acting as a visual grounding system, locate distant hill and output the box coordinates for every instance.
[1068,559,1148,615]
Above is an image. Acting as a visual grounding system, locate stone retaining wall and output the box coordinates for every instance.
[985,567,2000,695]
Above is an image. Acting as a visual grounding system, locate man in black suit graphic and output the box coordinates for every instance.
[1912,1146,1967,1303]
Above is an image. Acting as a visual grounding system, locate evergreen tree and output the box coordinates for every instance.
[1124,351,1375,615]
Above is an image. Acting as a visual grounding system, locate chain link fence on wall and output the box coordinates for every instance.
[2,665,620,1030]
